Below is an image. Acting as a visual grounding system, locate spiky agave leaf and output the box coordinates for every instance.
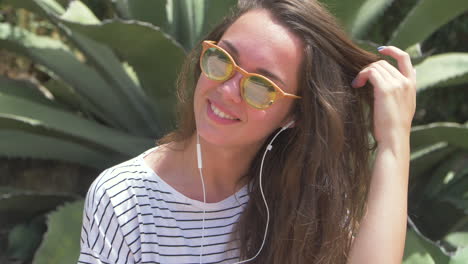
[414,53,468,92]
[167,0,205,51]
[0,94,154,157]
[449,247,468,264]
[0,189,77,226]
[200,0,238,39]
[388,0,468,50]
[410,122,468,151]
[0,77,58,107]
[0,23,137,131]
[111,0,237,51]
[403,226,450,264]
[444,231,468,248]
[0,74,132,167]
[0,128,117,169]
[319,0,395,38]
[0,0,65,17]
[32,200,84,264]
[55,1,162,136]
[7,0,165,136]
[410,142,455,181]
[111,0,168,31]
[62,19,186,132]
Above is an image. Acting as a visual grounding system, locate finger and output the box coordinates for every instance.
[372,61,396,81]
[352,65,387,89]
[374,61,416,98]
[375,60,403,80]
[377,46,416,82]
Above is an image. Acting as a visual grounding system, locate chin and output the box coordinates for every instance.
[196,124,238,147]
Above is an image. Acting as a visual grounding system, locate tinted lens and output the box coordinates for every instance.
[242,76,277,109]
[201,47,233,81]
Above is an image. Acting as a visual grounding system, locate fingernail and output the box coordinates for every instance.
[351,78,357,87]
[377,46,386,51]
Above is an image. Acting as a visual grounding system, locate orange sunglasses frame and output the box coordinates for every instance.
[200,40,301,109]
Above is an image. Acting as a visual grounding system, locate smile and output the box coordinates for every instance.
[210,102,238,120]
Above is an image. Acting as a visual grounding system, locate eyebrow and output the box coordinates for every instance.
[219,40,287,87]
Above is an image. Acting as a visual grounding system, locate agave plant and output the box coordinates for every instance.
[0,0,467,263]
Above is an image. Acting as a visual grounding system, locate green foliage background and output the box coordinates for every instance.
[0,0,467,263]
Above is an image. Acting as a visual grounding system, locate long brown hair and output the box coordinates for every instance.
[159,0,379,263]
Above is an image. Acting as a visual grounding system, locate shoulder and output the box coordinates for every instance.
[84,149,160,212]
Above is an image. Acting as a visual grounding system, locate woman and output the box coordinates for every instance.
[78,0,416,263]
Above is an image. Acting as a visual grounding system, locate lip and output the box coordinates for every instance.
[206,100,241,125]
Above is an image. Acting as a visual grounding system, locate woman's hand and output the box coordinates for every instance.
[352,46,416,147]
[347,46,415,264]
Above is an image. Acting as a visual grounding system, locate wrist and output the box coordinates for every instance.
[376,134,410,157]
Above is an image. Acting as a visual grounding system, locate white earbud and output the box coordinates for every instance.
[282,120,295,130]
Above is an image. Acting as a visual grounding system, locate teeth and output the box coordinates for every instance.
[210,103,237,120]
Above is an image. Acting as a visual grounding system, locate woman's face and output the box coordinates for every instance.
[194,9,303,149]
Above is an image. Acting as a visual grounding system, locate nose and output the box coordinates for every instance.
[217,71,243,104]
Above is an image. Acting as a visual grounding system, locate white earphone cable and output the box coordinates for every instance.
[197,121,293,264]
[197,134,206,264]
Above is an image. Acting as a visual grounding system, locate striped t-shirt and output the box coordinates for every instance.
[78,148,250,264]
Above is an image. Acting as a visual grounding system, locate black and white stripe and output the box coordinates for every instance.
[78,148,249,264]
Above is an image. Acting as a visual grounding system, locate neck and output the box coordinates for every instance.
[184,133,263,202]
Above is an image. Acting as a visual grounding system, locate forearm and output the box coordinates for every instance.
[347,137,410,264]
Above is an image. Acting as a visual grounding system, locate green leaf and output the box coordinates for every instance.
[60,0,100,24]
[0,76,55,107]
[33,0,172,135]
[42,78,84,112]
[0,0,65,17]
[0,129,116,169]
[0,22,70,51]
[441,173,468,213]
[0,190,76,226]
[449,247,468,264]
[318,0,367,32]
[202,0,237,38]
[445,232,468,248]
[410,123,468,151]
[349,0,395,38]
[0,23,134,130]
[56,28,160,136]
[411,199,466,242]
[33,200,84,264]
[388,0,468,50]
[319,0,394,37]
[113,0,168,30]
[63,19,185,131]
[0,94,154,157]
[170,0,205,51]
[3,1,161,135]
[423,152,468,200]
[35,0,65,15]
[7,217,46,261]
[403,228,450,264]
[58,1,160,134]
[410,142,455,181]
[406,43,423,59]
[415,53,468,92]
[111,0,131,18]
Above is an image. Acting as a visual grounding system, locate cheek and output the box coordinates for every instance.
[245,108,284,135]
[195,75,216,97]
[252,101,293,124]
[194,76,210,109]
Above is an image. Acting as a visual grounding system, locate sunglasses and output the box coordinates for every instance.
[200,40,301,110]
